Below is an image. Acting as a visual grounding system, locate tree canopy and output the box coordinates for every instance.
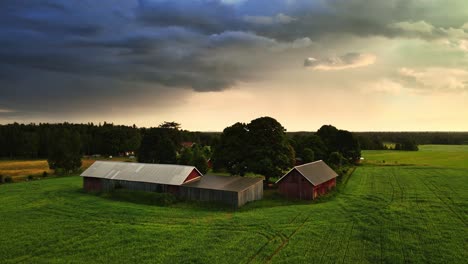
[47,128,82,174]
[212,117,294,182]
[138,128,177,164]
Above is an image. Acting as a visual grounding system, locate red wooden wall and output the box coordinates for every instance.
[278,169,314,200]
[312,178,336,199]
[183,169,202,183]
[83,177,102,192]
[278,169,336,200]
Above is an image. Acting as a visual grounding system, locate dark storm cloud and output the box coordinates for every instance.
[1,0,466,117]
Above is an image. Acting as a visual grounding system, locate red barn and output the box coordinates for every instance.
[276,160,338,200]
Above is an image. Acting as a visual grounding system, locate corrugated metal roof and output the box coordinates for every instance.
[183,174,263,192]
[276,160,338,186]
[80,161,202,185]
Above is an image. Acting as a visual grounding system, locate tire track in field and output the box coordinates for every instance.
[258,168,360,263]
[264,215,311,263]
[389,168,408,264]
[411,169,443,259]
[341,221,355,264]
[392,167,433,262]
[419,175,466,226]
[246,212,304,264]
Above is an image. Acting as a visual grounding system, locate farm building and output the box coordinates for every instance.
[276,160,338,200]
[81,161,263,207]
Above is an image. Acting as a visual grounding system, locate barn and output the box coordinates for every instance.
[276,160,338,200]
[81,161,263,207]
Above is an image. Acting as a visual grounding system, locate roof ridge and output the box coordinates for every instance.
[295,160,323,168]
[94,160,196,168]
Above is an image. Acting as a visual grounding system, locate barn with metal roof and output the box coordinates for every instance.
[276,160,338,200]
[81,161,263,207]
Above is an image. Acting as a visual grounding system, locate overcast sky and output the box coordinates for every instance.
[1,0,467,131]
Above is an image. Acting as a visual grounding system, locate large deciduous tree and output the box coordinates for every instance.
[317,125,361,162]
[246,117,295,182]
[138,128,177,164]
[212,122,249,176]
[213,117,295,183]
[47,128,82,174]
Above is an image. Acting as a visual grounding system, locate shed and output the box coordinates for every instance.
[276,160,338,200]
[181,175,263,207]
[81,161,263,207]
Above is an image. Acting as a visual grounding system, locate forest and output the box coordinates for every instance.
[1,120,467,177]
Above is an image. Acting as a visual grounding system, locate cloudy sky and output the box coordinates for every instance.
[1,0,467,131]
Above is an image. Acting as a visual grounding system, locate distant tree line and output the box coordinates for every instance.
[0,122,217,173]
[3,121,464,176]
[0,122,217,159]
[354,132,468,150]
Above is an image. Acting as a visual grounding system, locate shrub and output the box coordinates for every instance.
[0,174,3,183]
[4,176,13,183]
[105,189,177,206]
[42,171,48,177]
[27,175,34,181]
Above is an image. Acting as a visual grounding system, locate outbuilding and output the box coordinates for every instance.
[276,160,338,200]
[81,161,263,207]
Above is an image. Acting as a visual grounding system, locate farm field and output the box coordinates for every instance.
[0,145,467,263]
[0,157,134,181]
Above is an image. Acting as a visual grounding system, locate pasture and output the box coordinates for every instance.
[0,145,467,263]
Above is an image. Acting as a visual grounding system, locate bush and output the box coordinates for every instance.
[0,174,3,183]
[4,176,13,183]
[27,175,34,181]
[104,189,177,206]
[42,171,48,178]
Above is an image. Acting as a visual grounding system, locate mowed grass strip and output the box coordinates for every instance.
[0,145,467,263]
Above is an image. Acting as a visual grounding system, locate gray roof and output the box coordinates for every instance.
[80,161,202,185]
[276,160,338,186]
[183,174,263,192]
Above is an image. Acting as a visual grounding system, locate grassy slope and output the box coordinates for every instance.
[0,145,467,263]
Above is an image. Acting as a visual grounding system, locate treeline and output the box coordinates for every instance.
[0,122,216,159]
[354,132,468,150]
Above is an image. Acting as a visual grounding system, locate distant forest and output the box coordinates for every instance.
[1,122,467,160]
[0,122,215,159]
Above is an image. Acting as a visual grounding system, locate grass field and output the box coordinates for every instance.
[0,145,467,263]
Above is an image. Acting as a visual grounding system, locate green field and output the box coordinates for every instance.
[0,145,467,263]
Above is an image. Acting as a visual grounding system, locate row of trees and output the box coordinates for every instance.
[355,132,468,150]
[0,122,216,159]
[0,123,141,159]
[7,119,456,176]
[0,122,214,174]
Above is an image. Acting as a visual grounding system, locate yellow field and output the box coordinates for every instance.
[0,157,134,180]
[0,160,52,180]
